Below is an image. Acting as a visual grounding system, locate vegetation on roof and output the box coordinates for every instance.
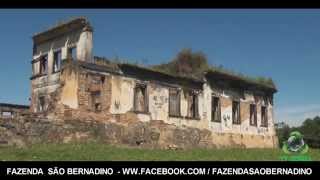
[94,48,276,90]
[152,48,209,80]
[151,48,276,90]
[209,65,276,90]
[93,56,199,81]
[93,56,119,71]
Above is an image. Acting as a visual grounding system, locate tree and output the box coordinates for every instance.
[152,48,209,79]
[276,116,320,148]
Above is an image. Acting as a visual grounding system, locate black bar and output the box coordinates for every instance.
[0,161,319,177]
[0,0,319,8]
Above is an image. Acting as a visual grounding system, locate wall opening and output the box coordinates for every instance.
[133,84,148,113]
[53,50,62,73]
[261,106,268,127]
[232,100,241,124]
[186,91,199,119]
[249,104,257,126]
[68,46,77,60]
[39,54,48,75]
[91,91,101,112]
[38,96,46,112]
[211,96,221,122]
[169,88,181,117]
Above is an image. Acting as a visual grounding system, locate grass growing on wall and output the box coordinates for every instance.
[0,143,319,161]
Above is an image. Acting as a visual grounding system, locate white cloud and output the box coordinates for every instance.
[275,104,320,127]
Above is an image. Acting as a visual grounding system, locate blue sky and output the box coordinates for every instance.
[0,9,319,126]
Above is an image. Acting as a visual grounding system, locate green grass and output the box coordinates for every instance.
[0,143,319,161]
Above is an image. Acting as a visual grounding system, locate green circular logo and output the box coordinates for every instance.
[282,131,309,154]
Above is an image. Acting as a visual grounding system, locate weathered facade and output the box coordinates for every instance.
[28,17,278,148]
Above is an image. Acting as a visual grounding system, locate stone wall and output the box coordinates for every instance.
[0,113,278,149]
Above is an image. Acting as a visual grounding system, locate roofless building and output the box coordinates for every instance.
[29,17,278,148]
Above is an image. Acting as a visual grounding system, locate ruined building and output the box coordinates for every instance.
[28,17,278,148]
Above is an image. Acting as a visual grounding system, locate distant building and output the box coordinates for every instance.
[0,103,29,119]
[29,17,278,148]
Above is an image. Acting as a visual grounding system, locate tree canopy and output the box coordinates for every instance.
[276,116,320,148]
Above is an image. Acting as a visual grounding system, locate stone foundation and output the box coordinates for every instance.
[0,113,278,149]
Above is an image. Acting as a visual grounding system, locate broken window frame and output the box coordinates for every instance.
[39,54,48,75]
[91,91,102,112]
[261,106,268,127]
[133,84,148,113]
[52,50,62,73]
[232,100,241,124]
[68,46,77,60]
[211,96,221,122]
[38,96,46,112]
[249,104,257,126]
[168,88,181,117]
[186,91,199,119]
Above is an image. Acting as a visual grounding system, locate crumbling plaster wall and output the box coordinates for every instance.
[43,63,114,121]
[33,28,92,66]
[77,69,112,114]
[210,132,278,148]
[7,66,278,148]
[77,30,93,62]
[30,73,61,112]
[108,74,276,138]
[207,84,276,137]
[30,64,277,149]
[32,29,79,76]
[60,64,79,109]
[167,88,207,129]
[109,75,211,129]
[110,75,134,114]
[109,75,206,129]
[31,27,93,113]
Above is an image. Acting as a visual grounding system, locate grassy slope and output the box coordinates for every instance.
[0,143,319,161]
